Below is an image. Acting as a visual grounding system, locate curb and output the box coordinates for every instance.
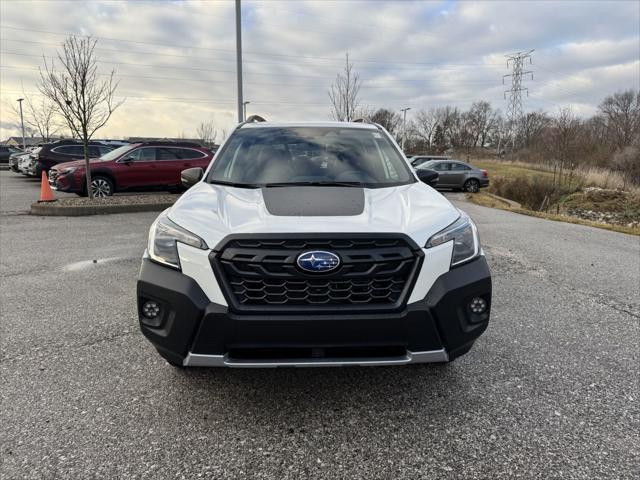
[484,192,522,209]
[30,201,175,216]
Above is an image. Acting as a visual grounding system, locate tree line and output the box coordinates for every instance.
[328,56,639,186]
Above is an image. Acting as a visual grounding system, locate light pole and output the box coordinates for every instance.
[235,0,244,123]
[17,98,25,150]
[400,107,411,152]
[243,101,250,121]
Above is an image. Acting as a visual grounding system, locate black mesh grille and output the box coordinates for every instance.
[211,236,421,313]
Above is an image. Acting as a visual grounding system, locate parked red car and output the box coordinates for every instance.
[49,142,214,197]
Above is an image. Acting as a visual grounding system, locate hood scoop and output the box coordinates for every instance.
[262,186,365,216]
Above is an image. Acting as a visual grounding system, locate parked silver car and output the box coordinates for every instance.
[415,159,489,193]
[409,155,451,168]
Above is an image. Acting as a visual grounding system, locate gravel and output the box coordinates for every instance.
[47,194,181,206]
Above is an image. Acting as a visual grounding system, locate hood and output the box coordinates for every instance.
[168,182,460,249]
[51,158,101,170]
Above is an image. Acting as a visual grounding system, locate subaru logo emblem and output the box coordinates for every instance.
[296,251,341,273]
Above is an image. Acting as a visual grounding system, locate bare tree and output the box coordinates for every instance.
[598,89,640,150]
[517,111,550,149]
[328,53,362,122]
[466,101,499,148]
[11,90,60,143]
[612,134,640,188]
[39,36,123,197]
[544,107,582,185]
[433,106,459,149]
[413,108,439,150]
[368,108,402,137]
[196,121,217,147]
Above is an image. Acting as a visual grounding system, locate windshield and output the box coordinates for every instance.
[207,127,415,188]
[99,144,135,161]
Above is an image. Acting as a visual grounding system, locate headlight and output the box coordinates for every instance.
[425,211,480,266]
[148,213,208,269]
[62,167,77,174]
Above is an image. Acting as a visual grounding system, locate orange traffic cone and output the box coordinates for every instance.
[38,171,56,202]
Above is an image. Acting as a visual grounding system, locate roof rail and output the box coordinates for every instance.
[351,118,385,133]
[246,114,266,123]
[236,114,267,129]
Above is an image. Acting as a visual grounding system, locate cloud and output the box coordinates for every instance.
[1,0,638,140]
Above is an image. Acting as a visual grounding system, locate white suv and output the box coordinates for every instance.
[137,120,491,368]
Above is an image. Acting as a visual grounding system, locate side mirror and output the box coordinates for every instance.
[416,168,439,187]
[181,167,204,188]
[121,156,134,163]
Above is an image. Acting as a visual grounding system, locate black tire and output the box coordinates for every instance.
[90,175,114,197]
[463,178,480,193]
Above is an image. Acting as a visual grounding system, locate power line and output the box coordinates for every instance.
[0,25,504,68]
[0,62,498,89]
[0,37,504,77]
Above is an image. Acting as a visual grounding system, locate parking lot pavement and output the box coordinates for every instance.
[0,171,76,214]
[1,173,638,479]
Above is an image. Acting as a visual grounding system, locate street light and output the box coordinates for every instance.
[16,98,25,151]
[235,0,244,123]
[243,101,250,121]
[400,107,411,152]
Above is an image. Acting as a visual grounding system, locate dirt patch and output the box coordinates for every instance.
[561,188,640,227]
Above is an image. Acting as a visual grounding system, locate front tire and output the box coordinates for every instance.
[90,176,114,198]
[463,178,480,193]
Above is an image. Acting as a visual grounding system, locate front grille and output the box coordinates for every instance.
[211,235,422,313]
[48,170,59,184]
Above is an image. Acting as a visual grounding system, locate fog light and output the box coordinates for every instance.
[141,300,163,327]
[469,297,487,314]
[142,301,161,318]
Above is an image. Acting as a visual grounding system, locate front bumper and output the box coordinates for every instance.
[49,171,79,192]
[137,253,491,367]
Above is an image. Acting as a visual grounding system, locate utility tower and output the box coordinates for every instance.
[503,49,534,149]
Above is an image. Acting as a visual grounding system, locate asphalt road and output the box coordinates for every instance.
[1,171,638,479]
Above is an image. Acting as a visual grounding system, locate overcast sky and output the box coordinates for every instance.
[1,0,638,140]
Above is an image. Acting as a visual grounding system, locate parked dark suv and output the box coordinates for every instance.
[0,145,23,164]
[33,140,118,176]
[49,142,214,197]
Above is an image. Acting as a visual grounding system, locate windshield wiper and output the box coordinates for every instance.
[264,181,364,188]
[209,179,261,189]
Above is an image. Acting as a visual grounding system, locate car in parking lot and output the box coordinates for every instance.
[17,147,41,176]
[9,149,29,172]
[32,140,119,177]
[49,141,214,197]
[409,155,450,168]
[137,119,491,368]
[415,159,489,192]
[1,145,23,164]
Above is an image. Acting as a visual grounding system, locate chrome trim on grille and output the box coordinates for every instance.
[182,349,448,368]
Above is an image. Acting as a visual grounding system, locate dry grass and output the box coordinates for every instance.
[579,166,639,193]
[472,159,555,181]
[471,158,639,193]
[468,192,640,236]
